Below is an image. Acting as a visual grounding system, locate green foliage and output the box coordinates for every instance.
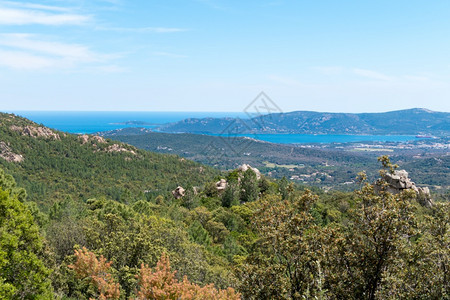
[378,202,449,299]
[326,180,416,299]
[236,157,449,299]
[189,220,212,246]
[0,113,219,210]
[0,113,448,299]
[237,191,332,299]
[221,183,239,208]
[240,169,258,203]
[0,171,53,299]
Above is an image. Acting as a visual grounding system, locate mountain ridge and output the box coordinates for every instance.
[157,108,450,135]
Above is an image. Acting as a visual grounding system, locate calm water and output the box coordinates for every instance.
[10,111,248,134]
[10,111,420,144]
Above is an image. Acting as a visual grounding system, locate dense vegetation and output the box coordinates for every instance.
[0,113,219,209]
[100,128,450,190]
[0,113,448,299]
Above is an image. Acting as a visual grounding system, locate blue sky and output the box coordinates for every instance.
[0,0,449,112]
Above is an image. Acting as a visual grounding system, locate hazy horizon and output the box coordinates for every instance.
[5,107,448,114]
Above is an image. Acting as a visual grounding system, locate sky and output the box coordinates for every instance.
[0,0,449,113]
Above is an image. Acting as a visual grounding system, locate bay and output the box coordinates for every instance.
[9,111,421,144]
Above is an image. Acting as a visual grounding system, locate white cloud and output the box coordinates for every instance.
[0,33,101,61]
[353,68,393,81]
[0,49,54,69]
[0,3,89,25]
[0,34,115,70]
[0,1,71,12]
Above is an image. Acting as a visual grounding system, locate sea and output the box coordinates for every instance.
[10,111,421,144]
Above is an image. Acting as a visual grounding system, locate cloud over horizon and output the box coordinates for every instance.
[0,2,90,25]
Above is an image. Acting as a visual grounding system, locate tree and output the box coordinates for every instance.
[237,191,331,299]
[136,253,241,299]
[69,247,121,300]
[240,169,258,203]
[188,220,212,247]
[222,183,239,208]
[278,177,289,200]
[0,169,53,299]
[326,157,417,299]
[378,202,449,299]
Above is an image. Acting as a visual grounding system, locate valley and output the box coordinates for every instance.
[98,128,449,194]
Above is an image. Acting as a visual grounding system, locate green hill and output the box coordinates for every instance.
[0,113,219,209]
[0,112,448,299]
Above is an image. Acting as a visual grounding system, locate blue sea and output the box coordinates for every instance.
[11,111,248,134]
[10,111,420,144]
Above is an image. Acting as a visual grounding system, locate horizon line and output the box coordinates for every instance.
[3,107,446,114]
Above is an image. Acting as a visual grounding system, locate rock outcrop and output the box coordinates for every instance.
[10,125,60,140]
[79,134,137,158]
[216,179,227,191]
[0,141,23,162]
[172,186,185,199]
[79,134,107,145]
[105,144,137,155]
[376,169,433,207]
[237,164,261,179]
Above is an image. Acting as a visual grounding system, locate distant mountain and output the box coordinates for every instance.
[157,108,450,136]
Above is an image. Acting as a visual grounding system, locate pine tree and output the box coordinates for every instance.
[0,169,53,299]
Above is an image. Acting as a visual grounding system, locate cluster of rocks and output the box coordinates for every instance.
[376,169,433,207]
[171,164,262,199]
[237,164,261,180]
[216,179,227,191]
[0,141,23,163]
[78,135,136,157]
[78,134,106,145]
[172,186,185,199]
[10,125,60,140]
[105,144,137,155]
[213,164,261,193]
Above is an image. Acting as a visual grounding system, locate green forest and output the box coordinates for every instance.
[0,113,448,299]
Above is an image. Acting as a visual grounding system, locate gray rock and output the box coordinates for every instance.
[172,186,185,199]
[377,169,433,207]
[0,141,24,162]
[11,125,60,140]
[216,179,227,191]
[238,164,261,180]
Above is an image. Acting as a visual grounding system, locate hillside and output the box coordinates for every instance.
[0,113,448,299]
[98,128,450,191]
[157,108,450,135]
[99,129,370,184]
[0,113,219,209]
